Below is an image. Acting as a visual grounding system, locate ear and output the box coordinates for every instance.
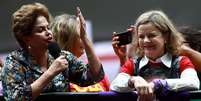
[164,34,169,44]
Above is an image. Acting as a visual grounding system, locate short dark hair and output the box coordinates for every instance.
[178,26,201,52]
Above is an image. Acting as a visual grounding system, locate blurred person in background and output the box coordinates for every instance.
[178,26,201,89]
[111,10,199,101]
[50,12,109,92]
[1,2,104,100]
[178,26,201,72]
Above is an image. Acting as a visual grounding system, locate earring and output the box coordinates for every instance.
[28,45,31,49]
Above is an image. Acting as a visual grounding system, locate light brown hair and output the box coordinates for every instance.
[50,14,80,52]
[12,2,51,49]
[133,10,185,57]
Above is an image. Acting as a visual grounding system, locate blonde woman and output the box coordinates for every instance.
[51,13,109,92]
[111,10,199,101]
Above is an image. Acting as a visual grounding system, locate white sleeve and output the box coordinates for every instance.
[110,73,135,92]
[166,68,200,91]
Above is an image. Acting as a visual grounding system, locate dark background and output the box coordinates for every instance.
[1,0,201,53]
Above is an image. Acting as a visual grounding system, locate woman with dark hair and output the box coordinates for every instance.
[1,3,104,100]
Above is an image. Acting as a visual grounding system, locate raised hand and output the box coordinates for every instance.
[112,32,127,59]
[76,7,86,38]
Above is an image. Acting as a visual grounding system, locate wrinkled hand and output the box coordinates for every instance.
[48,55,68,76]
[128,76,154,101]
[112,25,136,59]
[127,25,137,57]
[112,32,127,59]
[77,7,86,38]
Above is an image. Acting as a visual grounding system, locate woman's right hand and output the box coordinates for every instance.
[112,25,135,65]
[47,55,68,76]
[112,32,127,59]
[128,76,154,101]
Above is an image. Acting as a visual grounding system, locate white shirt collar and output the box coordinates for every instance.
[139,53,172,70]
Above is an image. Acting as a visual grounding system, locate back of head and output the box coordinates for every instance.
[178,26,201,52]
[134,10,185,57]
[12,2,50,49]
[50,14,80,51]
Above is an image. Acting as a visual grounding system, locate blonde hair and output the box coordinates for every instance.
[133,10,185,57]
[12,2,51,49]
[50,14,80,51]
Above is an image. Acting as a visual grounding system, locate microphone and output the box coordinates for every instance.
[48,42,61,59]
[48,42,69,79]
